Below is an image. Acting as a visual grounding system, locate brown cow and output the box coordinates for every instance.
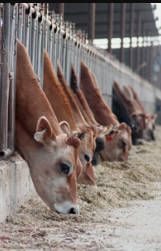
[16,40,81,214]
[43,50,96,185]
[57,62,109,165]
[124,85,157,141]
[69,65,112,165]
[80,62,132,161]
[113,81,146,144]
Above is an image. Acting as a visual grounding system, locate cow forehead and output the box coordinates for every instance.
[115,130,129,141]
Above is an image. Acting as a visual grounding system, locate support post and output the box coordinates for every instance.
[120,3,126,63]
[108,3,114,54]
[0,3,10,156]
[58,3,64,19]
[136,11,141,72]
[129,3,134,69]
[88,3,95,45]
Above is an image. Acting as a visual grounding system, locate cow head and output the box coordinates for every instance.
[75,127,96,185]
[30,116,81,214]
[100,123,132,162]
[60,121,96,185]
[130,112,146,144]
[143,113,157,141]
[92,126,107,166]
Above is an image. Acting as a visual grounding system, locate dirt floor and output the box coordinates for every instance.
[0,126,161,250]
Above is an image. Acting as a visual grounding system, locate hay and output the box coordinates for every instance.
[1,126,161,249]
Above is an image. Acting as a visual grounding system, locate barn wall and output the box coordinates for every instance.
[85,50,161,117]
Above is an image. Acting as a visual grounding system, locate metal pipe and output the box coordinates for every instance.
[140,22,145,77]
[129,3,134,69]
[0,3,10,153]
[120,3,126,63]
[148,41,153,83]
[8,4,17,153]
[31,16,36,68]
[136,11,141,73]
[88,3,95,45]
[8,72,15,151]
[144,34,149,81]
[108,3,114,54]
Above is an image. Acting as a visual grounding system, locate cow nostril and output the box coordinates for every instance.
[84,154,90,162]
[69,207,77,214]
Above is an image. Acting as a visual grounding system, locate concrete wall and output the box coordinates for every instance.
[0,153,36,223]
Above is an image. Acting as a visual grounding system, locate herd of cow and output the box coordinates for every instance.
[15,40,157,215]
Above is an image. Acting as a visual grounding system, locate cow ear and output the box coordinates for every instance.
[59,121,71,136]
[118,122,126,130]
[34,116,56,144]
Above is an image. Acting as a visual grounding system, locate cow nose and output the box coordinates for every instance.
[69,207,78,214]
[84,154,90,162]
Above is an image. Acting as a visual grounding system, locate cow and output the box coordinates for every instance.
[16,40,81,214]
[112,81,146,145]
[43,50,96,185]
[57,62,110,165]
[80,61,132,162]
[124,85,157,141]
[69,65,112,165]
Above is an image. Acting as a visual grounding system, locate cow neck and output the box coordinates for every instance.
[71,65,100,128]
[16,40,62,138]
[80,61,118,126]
[123,85,143,114]
[129,86,145,114]
[57,62,88,129]
[113,82,138,115]
[16,119,43,166]
[43,51,77,132]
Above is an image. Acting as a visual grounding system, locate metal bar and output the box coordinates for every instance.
[140,22,145,77]
[120,3,126,63]
[149,42,154,83]
[17,3,23,40]
[88,3,95,45]
[0,3,10,156]
[31,15,36,68]
[129,3,134,69]
[144,35,149,81]
[108,3,114,54]
[8,4,17,152]
[136,11,141,72]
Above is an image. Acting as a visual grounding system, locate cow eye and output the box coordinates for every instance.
[60,163,71,175]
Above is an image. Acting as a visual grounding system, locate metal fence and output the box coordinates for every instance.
[0,3,161,158]
[0,4,17,158]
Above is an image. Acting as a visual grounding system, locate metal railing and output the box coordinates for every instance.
[0,3,17,158]
[0,3,160,158]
